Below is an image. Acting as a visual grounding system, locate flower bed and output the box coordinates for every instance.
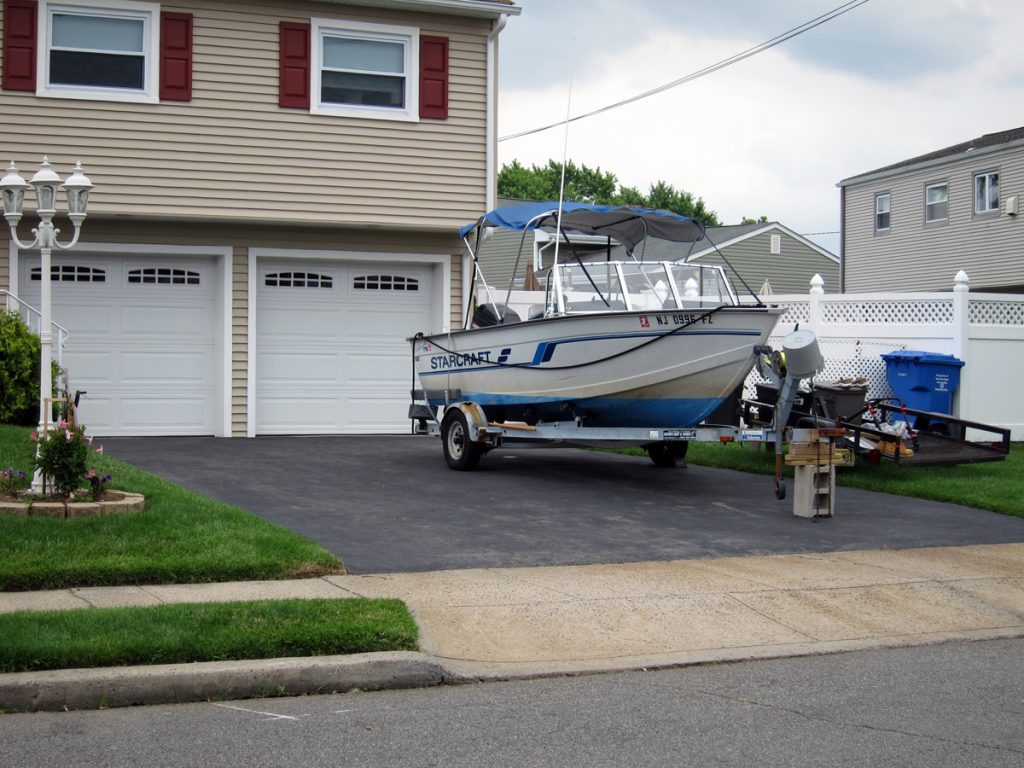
[0,490,145,518]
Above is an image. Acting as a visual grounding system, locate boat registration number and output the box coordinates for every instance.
[648,313,713,327]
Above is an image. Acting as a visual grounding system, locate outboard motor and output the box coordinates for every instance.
[472,303,521,328]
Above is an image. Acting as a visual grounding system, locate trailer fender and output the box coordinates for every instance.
[442,401,490,443]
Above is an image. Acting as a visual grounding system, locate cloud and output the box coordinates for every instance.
[497,0,1024,251]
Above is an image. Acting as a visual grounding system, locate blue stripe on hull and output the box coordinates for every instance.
[434,392,725,428]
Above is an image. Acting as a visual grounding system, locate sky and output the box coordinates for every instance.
[495,0,1024,259]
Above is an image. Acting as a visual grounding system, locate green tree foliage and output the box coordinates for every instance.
[741,215,769,225]
[497,159,722,226]
[0,311,41,426]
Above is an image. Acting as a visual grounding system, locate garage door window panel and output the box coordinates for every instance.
[265,271,333,289]
[128,267,200,285]
[31,264,106,282]
[353,274,419,291]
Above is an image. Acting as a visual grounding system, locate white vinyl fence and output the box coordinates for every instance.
[748,271,1024,439]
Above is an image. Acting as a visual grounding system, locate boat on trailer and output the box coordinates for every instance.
[411,201,785,468]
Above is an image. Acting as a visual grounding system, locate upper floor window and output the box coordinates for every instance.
[875,193,891,232]
[312,19,418,121]
[975,171,999,214]
[925,182,948,223]
[39,0,160,103]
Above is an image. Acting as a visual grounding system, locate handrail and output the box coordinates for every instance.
[1,289,70,366]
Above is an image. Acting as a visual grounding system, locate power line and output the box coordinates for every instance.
[499,0,871,143]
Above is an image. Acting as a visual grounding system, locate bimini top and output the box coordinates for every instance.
[460,201,706,249]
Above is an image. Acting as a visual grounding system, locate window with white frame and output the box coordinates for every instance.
[312,18,418,121]
[39,0,160,102]
[925,182,948,223]
[975,171,999,214]
[875,192,891,231]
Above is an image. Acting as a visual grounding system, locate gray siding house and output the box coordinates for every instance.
[838,126,1024,293]
[474,201,839,297]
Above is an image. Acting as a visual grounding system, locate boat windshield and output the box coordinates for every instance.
[545,261,738,315]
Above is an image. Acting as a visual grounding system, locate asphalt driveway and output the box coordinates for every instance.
[101,435,1024,574]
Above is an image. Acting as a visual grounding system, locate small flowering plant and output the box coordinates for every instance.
[0,467,29,496]
[85,469,113,502]
[31,420,91,498]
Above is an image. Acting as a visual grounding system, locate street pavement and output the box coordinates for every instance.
[3,639,1022,768]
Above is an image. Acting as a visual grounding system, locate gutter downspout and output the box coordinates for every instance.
[839,185,846,293]
[486,14,507,212]
[463,14,508,324]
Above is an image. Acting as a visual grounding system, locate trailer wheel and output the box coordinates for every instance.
[441,409,484,471]
[646,441,689,468]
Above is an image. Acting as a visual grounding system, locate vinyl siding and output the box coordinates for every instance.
[0,0,491,229]
[0,233,8,291]
[842,143,1024,292]
[692,231,840,295]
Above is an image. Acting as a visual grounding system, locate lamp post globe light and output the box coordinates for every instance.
[1,158,93,492]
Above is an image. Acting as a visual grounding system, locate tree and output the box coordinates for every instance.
[497,159,722,226]
[741,215,769,225]
[0,311,41,426]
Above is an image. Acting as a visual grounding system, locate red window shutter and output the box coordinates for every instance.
[279,21,310,109]
[419,35,448,119]
[159,12,192,101]
[2,0,37,92]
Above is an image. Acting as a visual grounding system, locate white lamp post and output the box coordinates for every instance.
[1,157,92,492]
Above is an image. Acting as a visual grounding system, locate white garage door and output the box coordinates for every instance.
[255,259,435,434]
[18,255,218,436]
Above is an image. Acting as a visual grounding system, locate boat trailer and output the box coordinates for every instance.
[411,330,863,518]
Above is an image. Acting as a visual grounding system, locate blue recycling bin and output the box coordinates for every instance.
[881,350,965,422]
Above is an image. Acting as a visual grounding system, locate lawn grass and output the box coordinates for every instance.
[0,425,343,591]
[665,440,1024,519]
[0,598,417,673]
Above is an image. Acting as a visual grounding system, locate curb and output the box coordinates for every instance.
[0,651,444,713]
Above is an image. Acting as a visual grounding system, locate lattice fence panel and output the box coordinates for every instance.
[743,338,895,407]
[821,299,953,325]
[970,300,1024,325]
[768,301,810,325]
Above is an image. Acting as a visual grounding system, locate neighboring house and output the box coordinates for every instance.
[0,0,520,437]
[474,199,839,298]
[838,126,1024,293]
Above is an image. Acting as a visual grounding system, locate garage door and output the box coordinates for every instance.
[255,259,435,434]
[18,255,218,436]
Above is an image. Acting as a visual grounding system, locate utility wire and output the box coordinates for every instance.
[499,0,871,143]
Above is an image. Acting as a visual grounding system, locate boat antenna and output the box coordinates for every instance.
[552,75,573,275]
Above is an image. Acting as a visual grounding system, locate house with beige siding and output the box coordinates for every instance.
[1,0,519,436]
[838,126,1024,293]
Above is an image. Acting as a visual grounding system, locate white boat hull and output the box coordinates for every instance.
[414,306,783,427]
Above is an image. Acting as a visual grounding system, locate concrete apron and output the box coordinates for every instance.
[329,542,1024,680]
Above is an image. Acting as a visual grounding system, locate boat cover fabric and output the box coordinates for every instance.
[460,201,706,248]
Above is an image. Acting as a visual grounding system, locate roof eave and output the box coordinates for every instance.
[837,135,1024,189]
[318,0,521,19]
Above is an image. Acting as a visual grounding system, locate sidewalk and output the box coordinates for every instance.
[2,542,1023,711]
